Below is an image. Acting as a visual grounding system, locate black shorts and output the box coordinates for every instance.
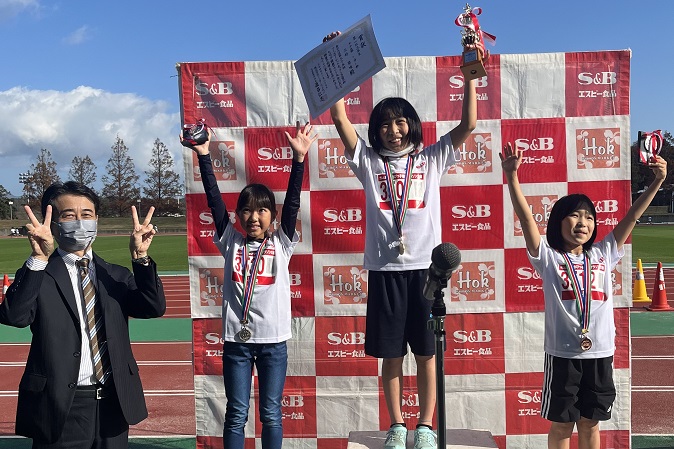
[541,353,616,423]
[364,269,435,358]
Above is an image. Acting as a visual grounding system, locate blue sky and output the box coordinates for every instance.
[0,0,671,197]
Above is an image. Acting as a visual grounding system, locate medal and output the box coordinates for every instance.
[384,155,414,258]
[398,237,405,255]
[560,251,593,352]
[580,335,592,351]
[237,238,268,343]
[238,326,252,342]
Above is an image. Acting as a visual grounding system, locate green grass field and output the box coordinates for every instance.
[0,224,671,275]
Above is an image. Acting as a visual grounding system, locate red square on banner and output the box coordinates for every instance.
[321,263,368,306]
[191,139,238,182]
[186,193,239,256]
[436,55,501,121]
[567,180,631,242]
[443,313,505,375]
[197,267,224,308]
[316,137,355,179]
[180,62,247,128]
[289,254,315,317]
[309,190,366,254]
[504,248,544,313]
[377,375,432,430]
[193,318,223,376]
[501,118,567,184]
[449,260,499,304]
[314,316,378,377]
[255,376,317,438]
[506,192,558,240]
[244,127,310,191]
[565,51,630,117]
[505,372,548,435]
[573,127,622,170]
[312,78,373,126]
[449,131,497,175]
[440,184,504,250]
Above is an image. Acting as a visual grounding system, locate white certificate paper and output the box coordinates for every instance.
[295,15,386,118]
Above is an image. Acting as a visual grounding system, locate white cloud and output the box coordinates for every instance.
[0,0,40,21]
[0,86,182,196]
[63,25,91,45]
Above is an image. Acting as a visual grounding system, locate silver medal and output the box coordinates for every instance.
[398,237,405,255]
[238,327,251,342]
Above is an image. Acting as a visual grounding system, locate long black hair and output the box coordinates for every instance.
[546,193,597,252]
[368,97,423,153]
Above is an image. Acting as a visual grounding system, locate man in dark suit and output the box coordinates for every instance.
[0,181,166,448]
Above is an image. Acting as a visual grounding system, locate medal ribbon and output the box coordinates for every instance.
[384,155,414,241]
[240,238,268,324]
[560,251,592,332]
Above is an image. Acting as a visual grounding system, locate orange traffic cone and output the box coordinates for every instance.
[633,259,651,303]
[1,274,9,301]
[647,262,672,311]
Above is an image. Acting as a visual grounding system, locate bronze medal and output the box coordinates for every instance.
[580,336,592,351]
[238,327,251,342]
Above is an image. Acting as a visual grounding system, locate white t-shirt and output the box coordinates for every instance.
[215,222,299,343]
[528,233,624,359]
[347,134,457,271]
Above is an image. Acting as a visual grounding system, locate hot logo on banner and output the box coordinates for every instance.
[576,128,621,169]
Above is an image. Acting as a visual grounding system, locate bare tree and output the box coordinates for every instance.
[101,136,140,217]
[69,155,97,188]
[0,185,11,219]
[23,149,61,210]
[143,138,183,216]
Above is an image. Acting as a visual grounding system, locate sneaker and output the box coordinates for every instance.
[384,425,408,449]
[413,426,437,449]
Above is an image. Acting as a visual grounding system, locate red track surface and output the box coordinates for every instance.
[1,270,673,438]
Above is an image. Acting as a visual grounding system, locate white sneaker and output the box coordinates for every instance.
[384,425,408,449]
[413,426,437,449]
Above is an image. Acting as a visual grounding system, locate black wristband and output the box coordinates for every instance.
[132,255,151,266]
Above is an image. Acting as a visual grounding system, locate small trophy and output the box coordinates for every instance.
[456,4,494,80]
[638,130,663,164]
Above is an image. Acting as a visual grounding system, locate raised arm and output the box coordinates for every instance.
[612,155,667,248]
[448,77,477,148]
[182,130,229,238]
[500,143,541,257]
[323,31,358,159]
[281,122,317,237]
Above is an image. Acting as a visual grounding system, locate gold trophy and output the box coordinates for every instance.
[456,4,494,80]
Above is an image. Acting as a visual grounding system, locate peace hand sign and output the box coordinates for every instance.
[129,205,157,259]
[24,205,54,261]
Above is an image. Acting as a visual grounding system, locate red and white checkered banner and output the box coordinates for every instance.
[179,49,632,449]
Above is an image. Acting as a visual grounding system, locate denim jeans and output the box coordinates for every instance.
[222,341,288,449]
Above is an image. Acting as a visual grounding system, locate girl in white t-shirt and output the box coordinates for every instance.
[323,31,482,449]
[184,123,317,449]
[500,142,667,449]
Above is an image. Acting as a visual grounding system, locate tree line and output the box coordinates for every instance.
[0,136,184,220]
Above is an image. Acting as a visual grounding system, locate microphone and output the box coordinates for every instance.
[423,243,461,300]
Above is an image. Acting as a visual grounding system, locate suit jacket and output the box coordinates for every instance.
[0,251,166,443]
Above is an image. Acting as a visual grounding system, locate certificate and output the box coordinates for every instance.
[295,15,385,118]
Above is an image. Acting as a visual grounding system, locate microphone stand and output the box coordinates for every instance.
[427,277,448,449]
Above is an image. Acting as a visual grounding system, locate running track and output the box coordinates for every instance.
[0,270,673,438]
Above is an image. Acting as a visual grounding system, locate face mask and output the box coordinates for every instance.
[54,219,98,252]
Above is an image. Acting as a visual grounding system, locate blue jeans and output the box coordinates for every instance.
[222,341,288,449]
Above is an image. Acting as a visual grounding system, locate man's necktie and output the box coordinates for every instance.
[76,258,111,383]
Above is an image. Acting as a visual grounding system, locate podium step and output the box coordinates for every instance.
[347,429,498,448]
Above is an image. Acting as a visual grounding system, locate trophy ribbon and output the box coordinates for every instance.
[384,154,414,256]
[638,129,663,164]
[238,238,269,342]
[455,5,496,57]
[559,251,593,351]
